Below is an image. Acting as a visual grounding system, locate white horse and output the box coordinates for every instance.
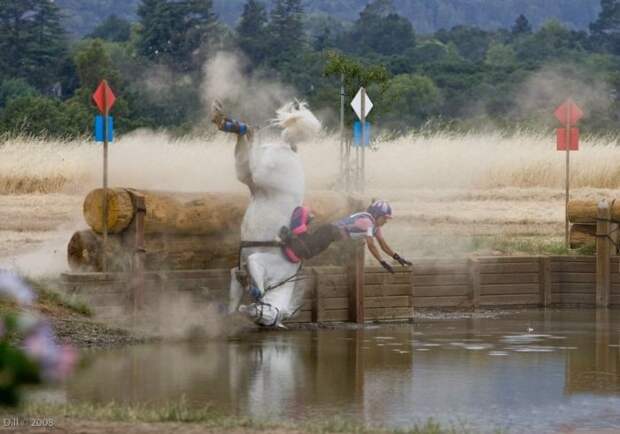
[218,101,321,327]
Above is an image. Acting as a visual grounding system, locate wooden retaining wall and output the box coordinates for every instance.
[61,254,616,324]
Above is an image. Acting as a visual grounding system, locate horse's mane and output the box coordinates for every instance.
[273,100,321,145]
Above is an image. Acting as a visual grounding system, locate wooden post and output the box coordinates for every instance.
[339,73,345,186]
[102,83,110,272]
[539,257,552,307]
[564,103,572,249]
[407,266,414,320]
[131,194,146,314]
[596,200,611,307]
[349,241,365,323]
[469,258,481,309]
[360,87,366,193]
[612,221,619,255]
[311,269,319,323]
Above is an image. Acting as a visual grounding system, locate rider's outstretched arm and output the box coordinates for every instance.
[367,237,394,273]
[376,233,396,257]
[376,233,412,267]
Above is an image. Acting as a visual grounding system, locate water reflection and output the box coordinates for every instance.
[67,309,620,432]
[566,309,620,394]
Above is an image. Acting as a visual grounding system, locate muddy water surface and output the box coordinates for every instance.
[66,309,620,433]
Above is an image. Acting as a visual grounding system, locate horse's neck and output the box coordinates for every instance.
[241,142,304,241]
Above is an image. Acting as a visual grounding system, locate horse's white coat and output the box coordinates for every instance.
[229,102,320,327]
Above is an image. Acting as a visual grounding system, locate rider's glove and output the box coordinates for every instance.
[380,260,395,274]
[393,253,412,267]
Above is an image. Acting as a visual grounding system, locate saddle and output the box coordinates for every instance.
[281,206,313,263]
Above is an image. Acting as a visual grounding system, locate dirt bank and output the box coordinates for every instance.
[8,420,304,434]
[0,282,149,349]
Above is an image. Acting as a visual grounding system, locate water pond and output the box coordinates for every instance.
[64,309,620,433]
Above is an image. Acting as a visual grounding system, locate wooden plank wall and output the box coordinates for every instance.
[314,266,349,322]
[364,268,412,320]
[551,256,596,305]
[411,259,471,308]
[478,257,541,307]
[610,257,620,306]
[62,254,615,323]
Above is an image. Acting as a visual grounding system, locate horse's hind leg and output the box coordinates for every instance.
[228,267,244,314]
[246,253,267,299]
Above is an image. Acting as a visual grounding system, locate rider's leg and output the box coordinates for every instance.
[284,224,344,260]
[303,224,344,257]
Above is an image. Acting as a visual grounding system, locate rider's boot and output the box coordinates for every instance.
[278,226,293,244]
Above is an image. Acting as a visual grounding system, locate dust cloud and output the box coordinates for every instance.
[2,50,620,332]
[202,52,296,128]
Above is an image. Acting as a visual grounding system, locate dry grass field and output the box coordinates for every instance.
[1,130,619,274]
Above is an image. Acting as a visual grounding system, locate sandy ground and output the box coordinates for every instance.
[5,419,620,434]
[5,420,304,434]
[3,131,620,271]
[0,188,571,273]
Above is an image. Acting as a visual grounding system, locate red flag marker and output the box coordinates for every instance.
[556,127,579,151]
[554,99,583,126]
[92,80,116,114]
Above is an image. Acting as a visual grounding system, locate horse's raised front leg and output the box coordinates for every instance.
[211,100,257,194]
[234,135,257,194]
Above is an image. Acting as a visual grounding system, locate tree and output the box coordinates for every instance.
[484,41,516,67]
[0,95,71,137]
[237,0,269,64]
[378,74,441,127]
[514,20,582,64]
[267,0,305,61]
[87,15,132,42]
[345,0,415,56]
[55,0,138,37]
[28,0,68,88]
[512,14,532,35]
[73,40,121,94]
[0,0,67,91]
[137,0,217,71]
[65,39,133,134]
[590,0,620,54]
[0,79,38,107]
[435,26,492,63]
[324,51,390,125]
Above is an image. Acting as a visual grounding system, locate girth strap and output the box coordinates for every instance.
[240,240,283,248]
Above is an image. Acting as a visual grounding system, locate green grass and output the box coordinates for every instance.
[470,235,596,256]
[26,278,92,317]
[14,400,502,433]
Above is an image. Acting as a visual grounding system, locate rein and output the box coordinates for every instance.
[238,241,305,293]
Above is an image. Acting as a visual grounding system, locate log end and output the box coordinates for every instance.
[68,230,101,272]
[83,188,135,234]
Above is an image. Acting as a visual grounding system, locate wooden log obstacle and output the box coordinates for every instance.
[71,188,365,272]
[568,199,620,307]
[64,194,620,324]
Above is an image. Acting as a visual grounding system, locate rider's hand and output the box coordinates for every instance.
[380,260,395,274]
[393,253,412,267]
